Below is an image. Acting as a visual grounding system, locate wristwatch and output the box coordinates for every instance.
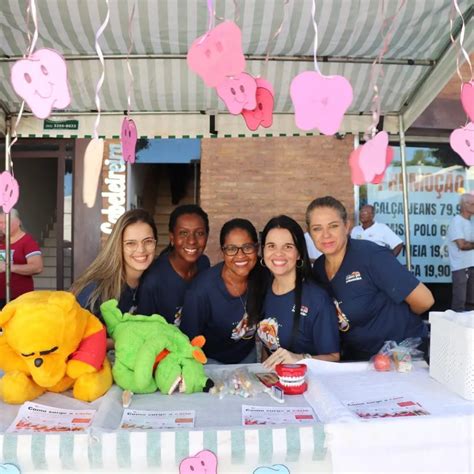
[302,353,312,360]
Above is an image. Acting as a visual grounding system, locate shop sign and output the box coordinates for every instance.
[100,142,126,235]
[43,119,79,130]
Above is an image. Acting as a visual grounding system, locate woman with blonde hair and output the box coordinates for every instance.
[71,208,157,320]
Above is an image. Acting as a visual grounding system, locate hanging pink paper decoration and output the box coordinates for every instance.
[10,48,71,120]
[461,81,474,122]
[290,71,353,135]
[187,21,245,88]
[450,123,474,166]
[371,146,394,184]
[216,72,257,114]
[349,133,394,185]
[179,450,217,474]
[241,78,274,131]
[121,117,138,164]
[358,131,389,182]
[0,171,20,214]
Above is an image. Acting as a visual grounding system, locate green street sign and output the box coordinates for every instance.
[43,119,79,130]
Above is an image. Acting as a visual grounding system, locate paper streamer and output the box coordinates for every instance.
[311,0,321,75]
[364,0,406,141]
[450,0,473,85]
[92,0,110,140]
[126,2,136,116]
[8,0,39,181]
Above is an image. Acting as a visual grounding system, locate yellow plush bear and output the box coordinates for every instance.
[0,291,112,404]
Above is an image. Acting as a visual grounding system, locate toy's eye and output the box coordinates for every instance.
[0,327,3,336]
[24,72,32,83]
[230,87,236,95]
[21,352,34,357]
[240,85,245,93]
[40,64,48,75]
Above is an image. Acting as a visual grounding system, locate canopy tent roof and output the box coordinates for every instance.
[0,0,473,138]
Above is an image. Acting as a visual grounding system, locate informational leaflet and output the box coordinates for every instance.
[7,402,96,433]
[242,405,317,426]
[343,396,430,420]
[120,409,195,430]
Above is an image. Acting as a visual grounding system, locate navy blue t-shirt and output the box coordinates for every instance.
[257,280,340,356]
[137,252,210,324]
[312,238,427,359]
[76,282,138,322]
[180,262,256,364]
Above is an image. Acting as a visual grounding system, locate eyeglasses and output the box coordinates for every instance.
[222,243,258,256]
[123,238,157,253]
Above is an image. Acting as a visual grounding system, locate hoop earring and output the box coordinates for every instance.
[296,259,304,269]
[260,258,266,267]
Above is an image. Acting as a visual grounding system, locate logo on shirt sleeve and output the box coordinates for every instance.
[257,317,280,352]
[345,271,362,283]
[231,311,256,340]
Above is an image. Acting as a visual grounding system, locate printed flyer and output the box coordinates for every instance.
[344,396,430,419]
[7,402,96,433]
[242,405,317,426]
[120,409,195,430]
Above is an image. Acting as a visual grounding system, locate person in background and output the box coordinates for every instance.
[258,215,340,370]
[71,208,157,323]
[307,196,434,361]
[304,231,322,264]
[0,208,43,309]
[137,204,210,324]
[351,204,403,256]
[447,193,474,312]
[180,218,265,364]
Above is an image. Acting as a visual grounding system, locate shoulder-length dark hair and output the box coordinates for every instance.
[261,215,313,351]
[220,217,269,327]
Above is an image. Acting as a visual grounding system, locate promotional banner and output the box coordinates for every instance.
[367,165,474,283]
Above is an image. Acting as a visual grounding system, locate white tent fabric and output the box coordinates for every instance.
[0,0,473,138]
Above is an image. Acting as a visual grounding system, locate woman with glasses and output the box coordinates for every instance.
[258,215,340,370]
[137,204,210,324]
[71,208,157,324]
[306,196,434,361]
[180,218,266,364]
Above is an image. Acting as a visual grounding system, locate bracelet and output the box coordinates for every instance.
[301,353,312,360]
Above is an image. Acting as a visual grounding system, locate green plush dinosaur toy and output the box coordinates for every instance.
[100,299,212,394]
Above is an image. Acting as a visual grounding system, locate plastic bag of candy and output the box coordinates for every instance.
[208,367,264,398]
[370,337,423,372]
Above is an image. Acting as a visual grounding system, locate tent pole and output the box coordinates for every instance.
[398,114,411,270]
[4,120,11,303]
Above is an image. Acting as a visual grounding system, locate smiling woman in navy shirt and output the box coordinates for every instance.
[306,196,434,361]
[257,215,340,370]
[180,218,265,364]
[137,205,210,324]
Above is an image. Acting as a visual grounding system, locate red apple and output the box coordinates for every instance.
[374,354,391,371]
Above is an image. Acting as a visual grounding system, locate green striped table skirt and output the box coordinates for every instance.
[0,425,330,473]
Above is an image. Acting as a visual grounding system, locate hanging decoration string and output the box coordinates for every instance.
[364,0,406,141]
[261,0,289,78]
[8,0,39,168]
[233,0,241,23]
[126,2,136,117]
[311,0,321,75]
[93,0,110,140]
[199,0,215,44]
[450,0,473,84]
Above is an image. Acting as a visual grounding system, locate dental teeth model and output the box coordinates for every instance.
[275,363,308,395]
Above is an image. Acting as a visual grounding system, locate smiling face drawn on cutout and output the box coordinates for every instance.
[241,85,274,131]
[0,172,19,214]
[217,73,257,114]
[450,123,474,166]
[11,49,71,120]
[121,118,138,164]
[187,21,245,87]
[290,71,353,135]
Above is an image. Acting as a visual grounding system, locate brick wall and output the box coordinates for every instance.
[200,136,355,263]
